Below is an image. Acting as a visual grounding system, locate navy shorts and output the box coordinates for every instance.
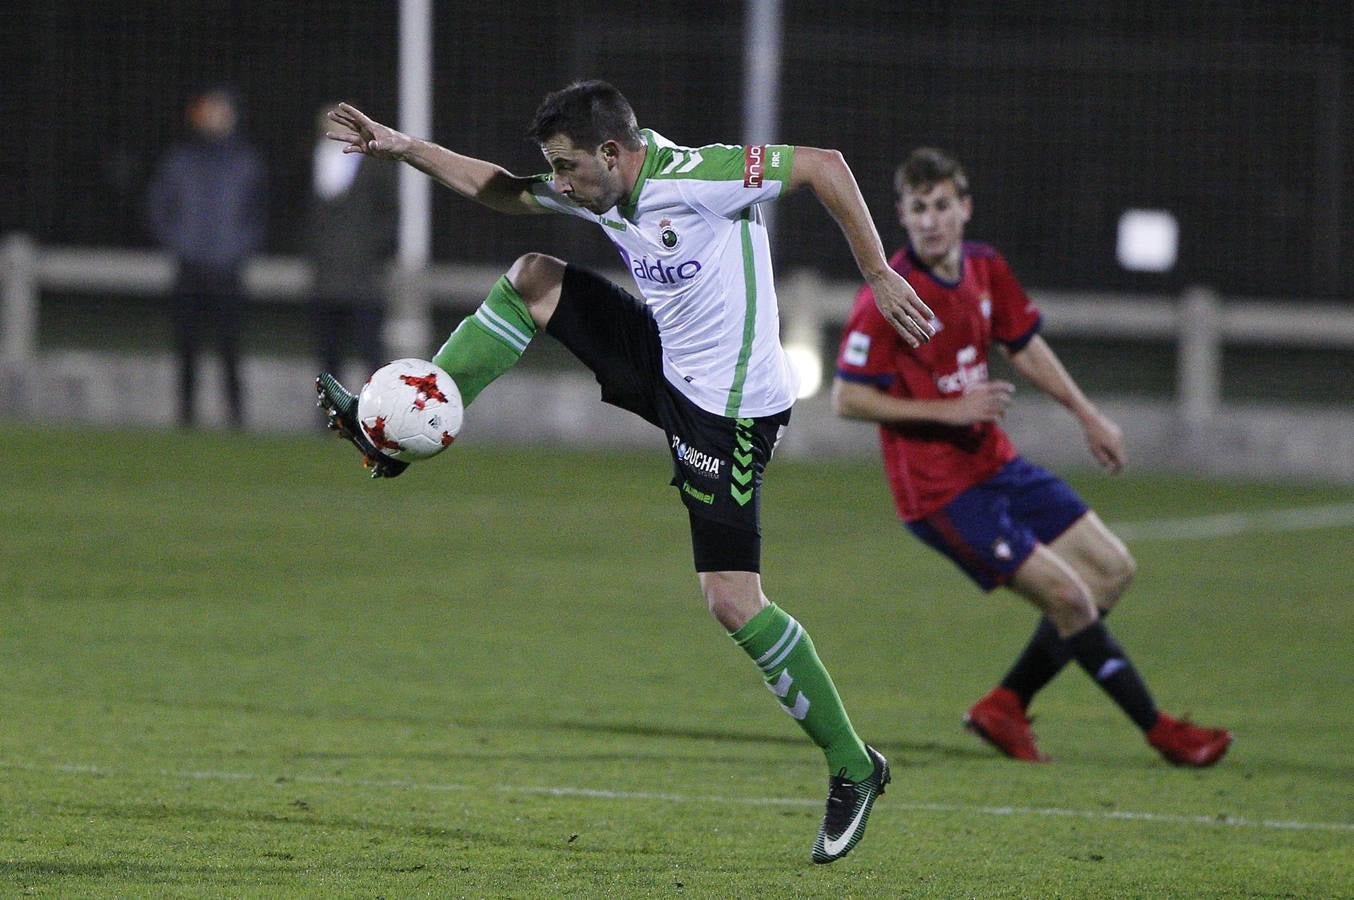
[906,457,1089,591]
[546,265,790,572]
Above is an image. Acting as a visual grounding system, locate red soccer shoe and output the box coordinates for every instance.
[1146,712,1234,767]
[964,686,1050,763]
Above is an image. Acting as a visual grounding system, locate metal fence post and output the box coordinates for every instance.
[1177,285,1221,424]
[1,232,38,364]
[384,263,432,360]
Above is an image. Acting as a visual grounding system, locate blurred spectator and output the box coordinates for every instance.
[302,104,397,379]
[147,86,265,429]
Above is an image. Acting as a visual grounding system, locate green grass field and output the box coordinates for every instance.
[2,423,1351,897]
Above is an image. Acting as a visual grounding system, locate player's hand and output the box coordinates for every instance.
[326,102,413,160]
[1082,410,1126,473]
[949,381,1015,425]
[868,269,935,348]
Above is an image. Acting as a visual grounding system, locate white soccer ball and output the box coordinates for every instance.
[356,359,463,461]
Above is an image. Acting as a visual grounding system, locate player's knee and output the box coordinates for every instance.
[1112,549,1136,596]
[1045,579,1097,631]
[1098,548,1137,609]
[706,591,739,629]
[699,572,764,631]
[704,584,744,630]
[505,252,565,306]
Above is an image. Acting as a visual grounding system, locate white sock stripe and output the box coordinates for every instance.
[754,618,800,668]
[760,623,804,673]
[473,309,529,353]
[478,304,533,348]
[1096,658,1127,681]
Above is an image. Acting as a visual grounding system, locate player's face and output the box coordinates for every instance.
[541,134,625,214]
[189,92,238,139]
[898,179,972,267]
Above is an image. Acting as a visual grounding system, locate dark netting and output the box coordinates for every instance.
[8,1,1353,299]
[772,1,1352,299]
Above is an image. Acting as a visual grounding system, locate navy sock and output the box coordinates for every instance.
[1000,608,1111,708]
[1064,618,1159,731]
[1000,616,1069,707]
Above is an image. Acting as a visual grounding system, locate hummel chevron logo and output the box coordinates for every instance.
[658,149,704,176]
[731,419,756,506]
[767,670,811,720]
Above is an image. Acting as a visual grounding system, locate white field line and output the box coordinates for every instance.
[9,760,1350,835]
[1111,501,1354,542]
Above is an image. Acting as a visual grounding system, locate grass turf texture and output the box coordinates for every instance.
[1,423,1351,897]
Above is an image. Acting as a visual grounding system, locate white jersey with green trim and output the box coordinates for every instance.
[530,129,799,419]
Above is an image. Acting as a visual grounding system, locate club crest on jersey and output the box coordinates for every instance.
[659,217,679,249]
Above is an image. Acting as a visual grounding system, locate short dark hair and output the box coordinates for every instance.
[526,80,643,152]
[895,147,969,197]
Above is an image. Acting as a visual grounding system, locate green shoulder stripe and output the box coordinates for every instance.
[650,143,795,184]
[650,142,744,182]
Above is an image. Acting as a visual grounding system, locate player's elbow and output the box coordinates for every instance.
[792,147,849,194]
[817,149,851,186]
[830,379,861,419]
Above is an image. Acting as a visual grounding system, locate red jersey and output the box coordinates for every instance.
[835,242,1041,521]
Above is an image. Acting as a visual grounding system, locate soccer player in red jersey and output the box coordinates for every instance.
[833,147,1232,766]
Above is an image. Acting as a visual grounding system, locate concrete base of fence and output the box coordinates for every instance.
[2,350,1353,482]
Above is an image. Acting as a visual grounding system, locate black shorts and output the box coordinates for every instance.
[546,265,791,571]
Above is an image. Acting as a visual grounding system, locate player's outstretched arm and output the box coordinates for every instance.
[832,377,1014,427]
[789,147,934,348]
[326,103,546,215]
[1005,335,1126,472]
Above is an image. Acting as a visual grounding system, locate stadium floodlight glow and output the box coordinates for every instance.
[785,342,823,399]
[1117,209,1179,272]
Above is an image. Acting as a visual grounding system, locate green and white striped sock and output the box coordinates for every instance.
[432,275,537,407]
[733,603,873,780]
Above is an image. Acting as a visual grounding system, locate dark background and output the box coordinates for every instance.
[6,0,1352,299]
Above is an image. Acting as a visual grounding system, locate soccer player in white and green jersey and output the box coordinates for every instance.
[318,81,934,864]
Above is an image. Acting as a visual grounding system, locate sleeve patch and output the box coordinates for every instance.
[743,145,765,188]
[843,330,872,366]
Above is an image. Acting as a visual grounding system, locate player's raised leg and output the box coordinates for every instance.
[430,252,558,405]
[316,253,558,476]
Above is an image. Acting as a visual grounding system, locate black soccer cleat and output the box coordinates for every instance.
[811,744,891,864]
[314,372,408,479]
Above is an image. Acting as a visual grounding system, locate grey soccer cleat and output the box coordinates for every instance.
[811,744,891,864]
[314,372,408,479]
